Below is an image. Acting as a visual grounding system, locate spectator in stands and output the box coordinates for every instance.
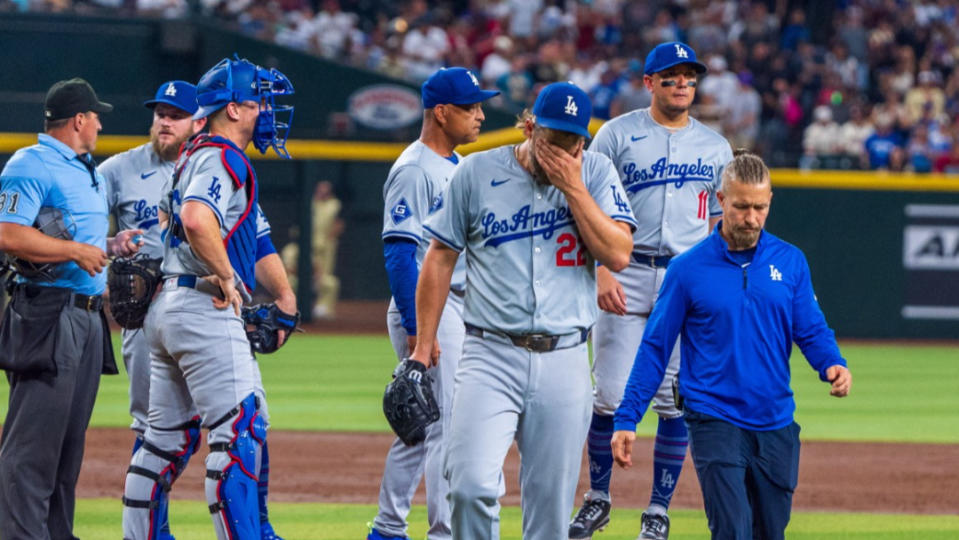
[401,13,449,81]
[699,54,738,118]
[481,35,513,86]
[496,55,534,112]
[801,105,842,169]
[780,8,810,51]
[905,70,947,125]
[864,113,905,170]
[838,104,874,169]
[906,124,935,173]
[934,134,959,174]
[589,67,622,120]
[609,67,651,118]
[725,71,762,151]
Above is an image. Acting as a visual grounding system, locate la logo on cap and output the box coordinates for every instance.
[564,95,578,116]
[468,71,479,87]
[164,82,177,97]
[675,44,689,59]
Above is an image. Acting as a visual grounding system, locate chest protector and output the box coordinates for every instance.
[169,134,258,293]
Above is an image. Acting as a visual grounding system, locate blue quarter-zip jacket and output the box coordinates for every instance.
[614,225,846,432]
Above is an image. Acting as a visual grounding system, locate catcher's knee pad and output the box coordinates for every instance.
[205,394,264,539]
[123,417,202,540]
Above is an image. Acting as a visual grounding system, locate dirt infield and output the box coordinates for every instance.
[79,428,958,514]
[79,301,957,515]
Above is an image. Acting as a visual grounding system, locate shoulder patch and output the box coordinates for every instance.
[391,198,412,224]
[429,193,443,214]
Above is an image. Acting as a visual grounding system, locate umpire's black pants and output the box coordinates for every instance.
[0,287,108,540]
[685,407,801,540]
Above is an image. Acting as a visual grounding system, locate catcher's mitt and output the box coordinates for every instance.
[107,254,163,329]
[241,303,301,354]
[383,359,440,446]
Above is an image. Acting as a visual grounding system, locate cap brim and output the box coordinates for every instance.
[535,117,591,139]
[92,101,114,114]
[647,60,708,75]
[143,97,194,114]
[450,89,501,105]
[193,102,226,120]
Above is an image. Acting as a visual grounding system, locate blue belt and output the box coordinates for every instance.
[166,275,223,297]
[464,323,589,353]
[632,253,672,268]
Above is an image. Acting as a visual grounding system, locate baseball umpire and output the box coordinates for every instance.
[371,67,498,540]
[0,78,141,539]
[120,56,294,540]
[409,82,636,540]
[612,150,852,539]
[569,42,732,540]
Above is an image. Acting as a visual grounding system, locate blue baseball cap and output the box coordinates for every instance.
[421,67,499,109]
[643,42,707,75]
[143,80,198,115]
[532,82,592,139]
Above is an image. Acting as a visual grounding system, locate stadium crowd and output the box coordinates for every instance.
[7,0,959,172]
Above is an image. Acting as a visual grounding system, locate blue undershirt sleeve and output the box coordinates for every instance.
[383,237,419,336]
[255,233,277,261]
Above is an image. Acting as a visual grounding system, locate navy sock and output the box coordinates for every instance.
[649,416,688,510]
[587,412,615,494]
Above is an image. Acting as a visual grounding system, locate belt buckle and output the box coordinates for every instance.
[521,334,556,353]
[649,255,660,269]
[86,296,96,311]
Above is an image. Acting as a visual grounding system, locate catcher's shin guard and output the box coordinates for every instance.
[122,417,202,540]
[205,394,264,540]
[257,432,284,539]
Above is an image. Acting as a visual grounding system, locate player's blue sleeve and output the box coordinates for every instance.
[614,262,687,432]
[789,251,846,380]
[384,237,419,336]
[255,233,277,261]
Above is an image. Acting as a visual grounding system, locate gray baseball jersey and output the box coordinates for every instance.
[424,145,637,334]
[590,107,732,257]
[161,147,249,278]
[590,108,732,417]
[100,143,170,259]
[424,143,635,540]
[381,140,465,288]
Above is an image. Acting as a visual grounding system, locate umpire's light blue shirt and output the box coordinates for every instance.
[0,133,108,295]
[615,225,847,432]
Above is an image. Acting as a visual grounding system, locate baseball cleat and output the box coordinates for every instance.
[568,494,612,539]
[638,511,670,539]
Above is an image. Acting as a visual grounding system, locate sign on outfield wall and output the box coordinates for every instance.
[901,204,959,320]
[348,84,421,130]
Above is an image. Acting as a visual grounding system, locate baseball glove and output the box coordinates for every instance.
[107,254,163,329]
[382,359,440,446]
[241,303,301,354]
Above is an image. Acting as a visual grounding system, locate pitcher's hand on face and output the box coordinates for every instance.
[826,365,852,397]
[534,137,584,193]
[611,429,637,469]
[597,265,627,315]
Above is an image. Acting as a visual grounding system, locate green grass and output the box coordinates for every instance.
[2,335,957,441]
[73,499,959,539]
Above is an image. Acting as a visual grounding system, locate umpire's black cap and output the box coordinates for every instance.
[44,78,113,121]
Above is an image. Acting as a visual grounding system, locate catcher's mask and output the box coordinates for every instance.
[10,206,76,281]
[193,54,295,159]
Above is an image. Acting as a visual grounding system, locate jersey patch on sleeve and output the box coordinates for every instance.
[429,193,443,214]
[391,197,412,224]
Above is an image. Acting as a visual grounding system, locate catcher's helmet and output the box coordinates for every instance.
[194,55,295,158]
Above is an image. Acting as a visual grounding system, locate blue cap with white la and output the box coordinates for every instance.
[643,42,707,75]
[532,81,592,139]
[421,67,500,109]
[143,80,198,115]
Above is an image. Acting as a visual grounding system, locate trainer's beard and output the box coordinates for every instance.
[726,226,761,250]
